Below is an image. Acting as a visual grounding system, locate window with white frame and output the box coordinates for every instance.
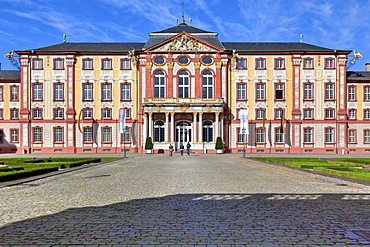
[121,59,130,69]
[256,83,265,100]
[325,109,335,119]
[256,109,265,119]
[33,59,42,69]
[122,129,130,143]
[54,108,63,119]
[154,121,165,143]
[202,70,213,99]
[33,109,42,119]
[11,129,18,143]
[325,58,335,68]
[83,83,93,100]
[102,83,111,101]
[0,130,3,143]
[124,109,131,119]
[237,59,247,69]
[83,109,93,119]
[11,86,18,101]
[33,127,42,143]
[348,86,356,101]
[102,108,111,119]
[275,58,285,69]
[364,110,370,119]
[33,83,42,101]
[364,87,370,101]
[102,59,112,69]
[203,120,213,143]
[325,83,335,100]
[304,128,313,143]
[54,127,63,143]
[0,109,3,119]
[304,83,313,100]
[83,59,93,69]
[0,86,3,101]
[237,84,246,100]
[154,70,166,98]
[102,127,111,143]
[83,127,93,143]
[304,109,313,119]
[178,70,190,98]
[255,58,265,69]
[237,128,246,143]
[348,130,356,143]
[54,83,63,101]
[11,109,18,119]
[348,110,356,119]
[275,109,283,119]
[121,84,130,100]
[365,130,370,143]
[54,59,63,69]
[303,58,313,69]
[325,128,334,143]
[256,128,264,143]
[275,128,284,143]
[275,84,284,100]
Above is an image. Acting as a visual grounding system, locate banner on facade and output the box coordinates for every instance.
[281,109,286,134]
[77,109,83,133]
[119,109,126,134]
[239,109,249,135]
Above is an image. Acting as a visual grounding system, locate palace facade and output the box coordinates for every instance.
[0,21,369,154]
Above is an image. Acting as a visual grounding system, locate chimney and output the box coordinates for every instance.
[366,63,370,72]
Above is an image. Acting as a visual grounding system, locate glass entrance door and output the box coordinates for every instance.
[175,121,192,149]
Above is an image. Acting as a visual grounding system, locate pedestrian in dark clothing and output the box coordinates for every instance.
[186,142,191,156]
[169,144,173,156]
[179,143,184,156]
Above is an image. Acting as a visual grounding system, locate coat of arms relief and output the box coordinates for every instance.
[156,34,213,51]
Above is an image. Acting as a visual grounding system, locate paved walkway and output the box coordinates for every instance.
[0,153,370,246]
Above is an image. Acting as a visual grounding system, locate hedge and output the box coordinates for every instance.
[314,167,370,182]
[0,166,59,182]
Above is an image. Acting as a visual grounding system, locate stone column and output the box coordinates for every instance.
[193,112,197,142]
[148,112,153,138]
[170,112,175,143]
[198,112,203,142]
[165,112,169,142]
[215,112,220,139]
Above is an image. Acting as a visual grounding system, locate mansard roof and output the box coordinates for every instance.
[152,22,214,34]
[347,71,370,81]
[222,42,339,52]
[0,70,20,82]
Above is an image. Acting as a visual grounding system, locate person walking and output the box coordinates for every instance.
[179,143,184,156]
[186,142,191,156]
[169,144,173,156]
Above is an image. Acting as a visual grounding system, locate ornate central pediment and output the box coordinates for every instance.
[153,33,215,52]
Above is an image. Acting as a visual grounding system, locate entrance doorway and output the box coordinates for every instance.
[175,121,192,149]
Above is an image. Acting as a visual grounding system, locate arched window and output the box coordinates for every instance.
[202,70,213,99]
[154,120,165,142]
[202,120,213,142]
[154,70,165,98]
[178,70,189,98]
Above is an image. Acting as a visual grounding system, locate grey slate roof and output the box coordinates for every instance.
[222,42,337,52]
[347,71,370,81]
[152,23,214,34]
[0,70,20,81]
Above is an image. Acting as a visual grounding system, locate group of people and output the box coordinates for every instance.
[168,142,191,156]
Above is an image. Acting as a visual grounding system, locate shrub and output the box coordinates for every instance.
[145,137,153,149]
[215,137,224,149]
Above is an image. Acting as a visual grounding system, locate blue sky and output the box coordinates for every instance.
[1,0,369,71]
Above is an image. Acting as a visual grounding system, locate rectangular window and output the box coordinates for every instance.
[364,110,370,119]
[54,127,63,143]
[11,129,18,143]
[275,59,285,69]
[102,59,112,69]
[0,86,3,101]
[255,59,266,69]
[325,58,335,69]
[33,83,42,101]
[303,84,313,100]
[102,83,111,101]
[237,128,246,143]
[102,108,111,119]
[256,109,265,119]
[11,109,18,119]
[325,128,334,143]
[275,128,284,143]
[348,110,356,120]
[54,83,63,101]
[33,59,43,69]
[256,84,265,100]
[348,86,356,101]
[348,130,356,143]
[54,59,64,69]
[121,84,130,100]
[54,108,63,119]
[33,127,42,143]
[125,109,131,119]
[303,58,313,69]
[83,59,93,70]
[325,84,334,100]
[83,127,93,143]
[325,109,334,119]
[275,109,283,119]
[0,129,3,143]
[102,127,111,143]
[0,109,3,119]
[83,109,93,119]
[275,84,284,100]
[122,129,130,143]
[83,84,93,100]
[11,86,19,101]
[304,109,313,119]
[121,59,130,69]
[33,109,42,119]
[304,128,313,143]
[237,84,246,100]
[365,130,370,143]
[256,128,265,143]
[364,87,370,101]
[237,59,247,69]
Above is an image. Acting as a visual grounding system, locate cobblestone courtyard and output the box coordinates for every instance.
[1,153,370,246]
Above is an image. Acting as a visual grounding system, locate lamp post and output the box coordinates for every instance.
[242,127,246,158]
[123,127,128,158]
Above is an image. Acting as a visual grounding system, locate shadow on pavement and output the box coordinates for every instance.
[1,193,370,245]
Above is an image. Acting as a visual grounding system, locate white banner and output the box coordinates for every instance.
[119,109,126,134]
[239,109,249,134]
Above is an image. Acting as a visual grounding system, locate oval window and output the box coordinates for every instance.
[154,56,165,65]
[178,56,189,65]
[202,56,213,64]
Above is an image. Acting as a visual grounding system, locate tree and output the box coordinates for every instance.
[145,137,153,150]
